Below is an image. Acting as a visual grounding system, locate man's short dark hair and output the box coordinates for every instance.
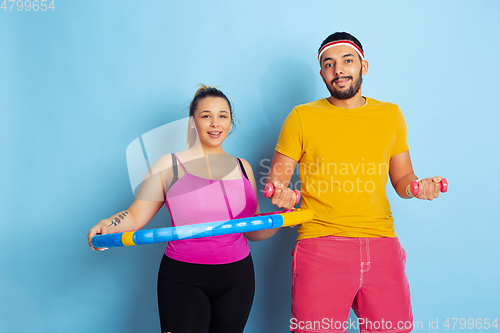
[318,32,364,57]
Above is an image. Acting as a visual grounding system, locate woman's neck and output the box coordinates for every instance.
[189,141,226,157]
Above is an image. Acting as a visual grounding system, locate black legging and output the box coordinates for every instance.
[157,254,255,333]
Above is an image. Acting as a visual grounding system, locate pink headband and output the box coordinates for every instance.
[318,40,365,64]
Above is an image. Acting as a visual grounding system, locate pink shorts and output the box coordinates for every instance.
[290,236,413,333]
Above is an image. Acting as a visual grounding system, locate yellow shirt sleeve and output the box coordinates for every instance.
[275,108,303,161]
[391,106,410,157]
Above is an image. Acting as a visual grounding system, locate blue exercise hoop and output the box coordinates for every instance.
[91,209,313,248]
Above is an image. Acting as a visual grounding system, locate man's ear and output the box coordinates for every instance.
[361,60,369,76]
[319,70,326,83]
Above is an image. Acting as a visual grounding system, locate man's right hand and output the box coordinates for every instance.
[267,182,298,210]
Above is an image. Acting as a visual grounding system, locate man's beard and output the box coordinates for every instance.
[327,69,363,100]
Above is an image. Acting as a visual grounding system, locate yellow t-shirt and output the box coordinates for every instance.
[276,97,409,239]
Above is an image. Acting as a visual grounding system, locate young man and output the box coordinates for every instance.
[266,32,444,333]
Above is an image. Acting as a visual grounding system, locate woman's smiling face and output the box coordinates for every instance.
[192,96,232,149]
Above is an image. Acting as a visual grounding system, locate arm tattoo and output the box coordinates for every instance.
[108,211,129,227]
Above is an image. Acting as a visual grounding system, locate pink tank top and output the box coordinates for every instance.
[164,154,258,264]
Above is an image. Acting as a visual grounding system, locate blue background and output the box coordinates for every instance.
[1,1,499,332]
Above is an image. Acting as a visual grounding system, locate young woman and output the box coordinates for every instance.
[87,86,263,333]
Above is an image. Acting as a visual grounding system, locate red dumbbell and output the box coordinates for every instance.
[410,178,448,196]
[264,183,301,205]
